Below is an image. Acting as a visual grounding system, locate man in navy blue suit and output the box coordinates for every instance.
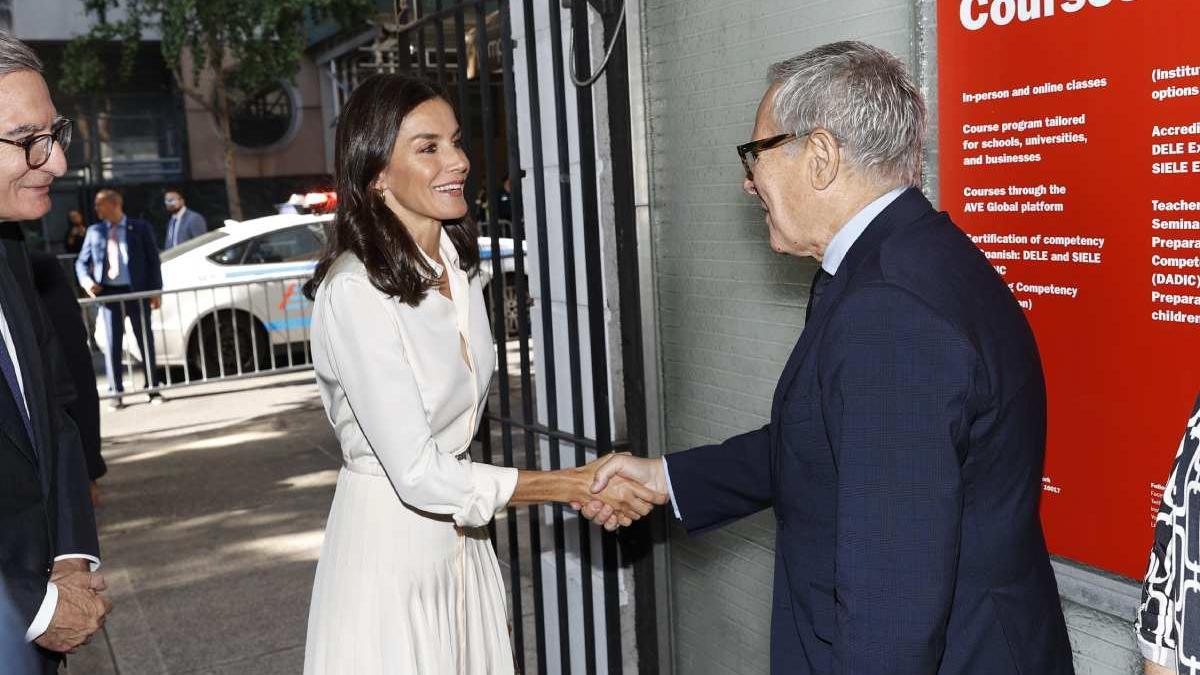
[586,42,1074,674]
[75,188,164,409]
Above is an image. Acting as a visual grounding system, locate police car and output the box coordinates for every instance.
[100,210,525,376]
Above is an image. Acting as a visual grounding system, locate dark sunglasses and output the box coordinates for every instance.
[736,132,803,177]
[0,118,72,170]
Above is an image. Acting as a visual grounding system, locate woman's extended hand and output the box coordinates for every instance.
[572,453,669,531]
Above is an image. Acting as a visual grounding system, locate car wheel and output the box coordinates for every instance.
[188,311,271,378]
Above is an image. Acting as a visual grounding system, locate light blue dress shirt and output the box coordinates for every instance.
[103,217,132,287]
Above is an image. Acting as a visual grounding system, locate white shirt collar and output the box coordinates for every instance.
[175,206,188,220]
[415,227,458,278]
[821,186,907,276]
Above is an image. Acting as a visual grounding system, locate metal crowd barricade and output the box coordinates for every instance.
[79,273,316,400]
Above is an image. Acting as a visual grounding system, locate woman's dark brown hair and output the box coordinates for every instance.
[303,73,478,303]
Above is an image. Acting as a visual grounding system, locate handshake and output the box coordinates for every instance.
[570,454,669,531]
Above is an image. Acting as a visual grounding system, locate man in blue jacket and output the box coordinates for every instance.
[75,188,164,408]
[585,41,1073,674]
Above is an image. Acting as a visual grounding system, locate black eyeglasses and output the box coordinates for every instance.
[736,132,803,177]
[0,118,72,170]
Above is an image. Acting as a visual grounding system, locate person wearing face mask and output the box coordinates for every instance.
[162,188,206,249]
[300,74,667,674]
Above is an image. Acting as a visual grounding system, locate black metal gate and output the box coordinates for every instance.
[374,2,658,673]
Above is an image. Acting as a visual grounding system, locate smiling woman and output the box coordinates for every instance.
[300,73,663,675]
[303,74,479,306]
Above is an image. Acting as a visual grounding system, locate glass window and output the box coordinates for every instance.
[163,230,228,263]
[242,226,323,265]
[208,240,249,266]
[228,80,298,150]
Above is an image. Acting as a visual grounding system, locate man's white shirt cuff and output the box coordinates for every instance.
[26,583,57,641]
[56,554,101,572]
[26,555,103,641]
[662,457,682,521]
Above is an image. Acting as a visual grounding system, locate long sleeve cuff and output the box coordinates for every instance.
[1138,633,1177,670]
[454,462,519,528]
[25,583,57,642]
[55,554,101,572]
[662,457,682,521]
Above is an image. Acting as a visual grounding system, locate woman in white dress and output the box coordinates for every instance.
[301,74,663,674]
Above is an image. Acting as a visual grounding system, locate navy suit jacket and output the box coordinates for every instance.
[75,217,162,293]
[0,233,99,667]
[666,189,1074,674]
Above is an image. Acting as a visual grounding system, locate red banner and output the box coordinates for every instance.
[938,0,1200,578]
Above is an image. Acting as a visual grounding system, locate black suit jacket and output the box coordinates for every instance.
[0,231,99,653]
[666,189,1074,674]
[28,251,104,481]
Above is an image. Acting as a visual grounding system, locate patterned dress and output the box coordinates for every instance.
[1138,392,1200,672]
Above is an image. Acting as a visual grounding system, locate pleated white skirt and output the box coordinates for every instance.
[304,468,516,674]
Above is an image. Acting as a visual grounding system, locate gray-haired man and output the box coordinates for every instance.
[585,41,1074,673]
[0,31,111,674]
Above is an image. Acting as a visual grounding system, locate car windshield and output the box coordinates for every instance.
[162,230,229,263]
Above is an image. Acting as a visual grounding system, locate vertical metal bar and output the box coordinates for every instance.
[121,299,133,395]
[210,289,226,378]
[414,1,427,77]
[433,0,447,90]
[517,0,551,670]
[303,277,314,366]
[547,0,597,671]
[599,5,661,672]
[247,283,262,372]
[183,290,197,383]
[281,280,296,368]
[159,293,173,387]
[454,6,477,208]
[569,3,621,671]
[138,297,154,393]
[476,1,524,667]
[229,287,243,375]
[530,1,573,671]
[264,280,280,371]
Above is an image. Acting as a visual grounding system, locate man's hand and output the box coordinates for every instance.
[86,283,101,298]
[33,582,111,653]
[574,454,668,530]
[51,559,107,594]
[573,454,668,531]
[148,295,161,310]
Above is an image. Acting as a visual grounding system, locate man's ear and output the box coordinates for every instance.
[807,128,840,191]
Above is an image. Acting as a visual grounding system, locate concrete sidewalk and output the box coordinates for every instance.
[68,372,340,675]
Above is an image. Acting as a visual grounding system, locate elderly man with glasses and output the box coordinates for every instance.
[582,41,1074,674]
[0,30,111,675]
